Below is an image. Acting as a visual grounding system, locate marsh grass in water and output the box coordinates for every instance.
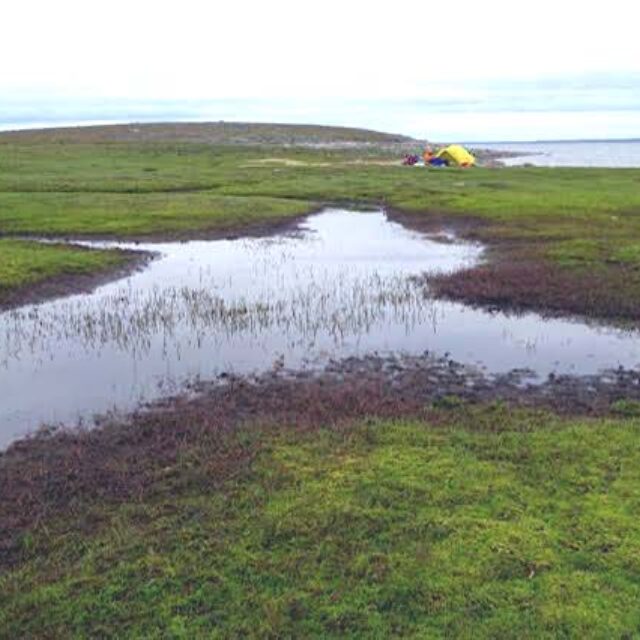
[0,209,482,441]
[4,209,640,445]
[3,274,433,362]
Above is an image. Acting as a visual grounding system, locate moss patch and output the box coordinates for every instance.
[0,238,127,294]
[3,411,640,637]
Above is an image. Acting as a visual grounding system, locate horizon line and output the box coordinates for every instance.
[1,119,639,146]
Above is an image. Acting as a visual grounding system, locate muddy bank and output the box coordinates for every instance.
[0,209,324,313]
[3,350,640,568]
[387,207,489,241]
[387,207,640,325]
[185,352,640,421]
[0,247,153,312]
[0,207,319,245]
[427,258,640,324]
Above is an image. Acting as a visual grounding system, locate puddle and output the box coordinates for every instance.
[2,208,640,445]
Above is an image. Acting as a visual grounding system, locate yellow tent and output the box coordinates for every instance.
[435,144,476,167]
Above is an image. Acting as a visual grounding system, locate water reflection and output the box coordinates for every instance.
[1,209,640,444]
[2,275,442,364]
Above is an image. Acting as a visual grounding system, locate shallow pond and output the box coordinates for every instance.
[2,208,640,445]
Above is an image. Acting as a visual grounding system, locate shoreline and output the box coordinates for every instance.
[5,198,640,324]
[4,203,640,453]
[3,348,640,567]
[2,127,640,458]
[385,206,640,325]
[0,210,322,312]
[0,247,152,312]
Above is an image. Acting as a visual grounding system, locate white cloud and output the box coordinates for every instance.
[3,0,639,99]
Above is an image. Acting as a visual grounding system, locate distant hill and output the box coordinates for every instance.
[0,122,417,146]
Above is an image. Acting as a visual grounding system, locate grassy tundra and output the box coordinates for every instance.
[1,126,640,318]
[2,124,640,637]
[4,408,640,638]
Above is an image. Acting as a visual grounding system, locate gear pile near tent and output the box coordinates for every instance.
[435,144,475,167]
[419,144,476,168]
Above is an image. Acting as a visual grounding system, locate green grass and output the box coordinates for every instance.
[3,408,640,637]
[0,238,127,294]
[3,127,640,636]
[4,126,640,636]
[217,162,640,265]
[1,140,639,264]
[0,192,313,236]
[2,134,640,313]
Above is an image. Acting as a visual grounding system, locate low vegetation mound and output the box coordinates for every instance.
[0,121,415,146]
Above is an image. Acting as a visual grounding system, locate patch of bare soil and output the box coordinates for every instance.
[241,158,333,168]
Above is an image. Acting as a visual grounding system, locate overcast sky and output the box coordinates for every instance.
[2,0,639,138]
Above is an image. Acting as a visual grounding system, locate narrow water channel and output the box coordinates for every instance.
[2,208,640,445]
